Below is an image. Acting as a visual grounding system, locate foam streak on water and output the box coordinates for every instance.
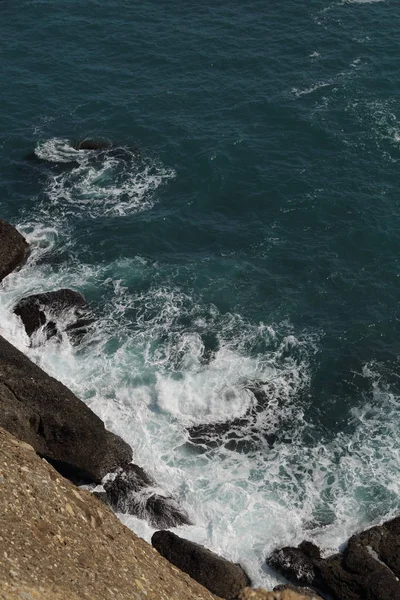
[34,139,176,219]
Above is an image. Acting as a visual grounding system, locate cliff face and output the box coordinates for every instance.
[0,426,219,600]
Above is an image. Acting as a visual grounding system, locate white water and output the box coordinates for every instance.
[1,141,400,588]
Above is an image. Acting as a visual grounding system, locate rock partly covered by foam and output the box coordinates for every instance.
[267,518,400,600]
[0,426,219,600]
[102,463,192,528]
[14,288,93,342]
[0,334,131,483]
[237,586,322,600]
[0,218,29,283]
[238,588,322,599]
[152,530,251,599]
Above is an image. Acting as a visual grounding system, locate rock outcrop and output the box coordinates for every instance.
[0,334,131,483]
[102,464,192,528]
[14,288,93,342]
[267,519,400,600]
[0,426,219,600]
[152,530,251,599]
[0,218,29,283]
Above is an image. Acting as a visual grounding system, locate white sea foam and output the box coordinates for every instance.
[292,82,331,97]
[2,220,400,588]
[34,138,176,218]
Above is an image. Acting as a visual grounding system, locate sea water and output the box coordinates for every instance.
[1,0,400,587]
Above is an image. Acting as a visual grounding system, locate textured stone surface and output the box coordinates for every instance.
[0,426,219,600]
[152,530,251,599]
[267,519,400,600]
[0,219,29,283]
[103,464,191,528]
[0,334,131,483]
[14,288,90,340]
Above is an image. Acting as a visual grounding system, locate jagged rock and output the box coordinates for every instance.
[0,426,218,600]
[0,218,29,283]
[152,530,251,599]
[267,519,400,600]
[0,334,132,483]
[273,584,323,598]
[102,464,191,528]
[267,542,321,589]
[14,288,93,342]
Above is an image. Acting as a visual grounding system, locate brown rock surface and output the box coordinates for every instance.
[0,219,29,283]
[0,426,219,600]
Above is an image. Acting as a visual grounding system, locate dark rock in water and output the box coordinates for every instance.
[103,464,191,528]
[268,542,321,589]
[273,584,324,598]
[0,219,30,283]
[14,288,93,343]
[74,139,112,150]
[152,530,251,599]
[104,464,155,505]
[145,494,192,529]
[267,517,400,600]
[0,334,132,483]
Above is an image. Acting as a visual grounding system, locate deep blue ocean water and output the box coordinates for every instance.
[1,0,400,587]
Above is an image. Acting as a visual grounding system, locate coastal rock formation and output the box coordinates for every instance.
[273,584,322,598]
[102,463,192,528]
[152,530,251,599]
[0,218,29,283]
[267,518,400,600]
[238,588,322,599]
[0,334,131,483]
[14,288,93,342]
[0,426,219,600]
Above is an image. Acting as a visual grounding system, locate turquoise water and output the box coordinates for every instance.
[1,0,400,586]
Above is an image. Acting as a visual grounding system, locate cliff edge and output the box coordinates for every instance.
[0,426,219,600]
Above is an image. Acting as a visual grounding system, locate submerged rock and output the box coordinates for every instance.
[0,218,29,283]
[74,138,112,150]
[0,334,132,483]
[267,518,400,600]
[14,288,93,343]
[102,464,192,528]
[152,530,251,599]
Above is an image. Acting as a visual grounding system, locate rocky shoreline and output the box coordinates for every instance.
[0,216,397,600]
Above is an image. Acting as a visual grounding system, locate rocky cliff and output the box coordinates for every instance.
[0,425,219,600]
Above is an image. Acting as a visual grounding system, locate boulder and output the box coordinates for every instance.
[0,218,29,283]
[102,464,191,528]
[14,288,93,342]
[267,542,321,589]
[267,519,400,600]
[0,334,132,483]
[152,530,251,599]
